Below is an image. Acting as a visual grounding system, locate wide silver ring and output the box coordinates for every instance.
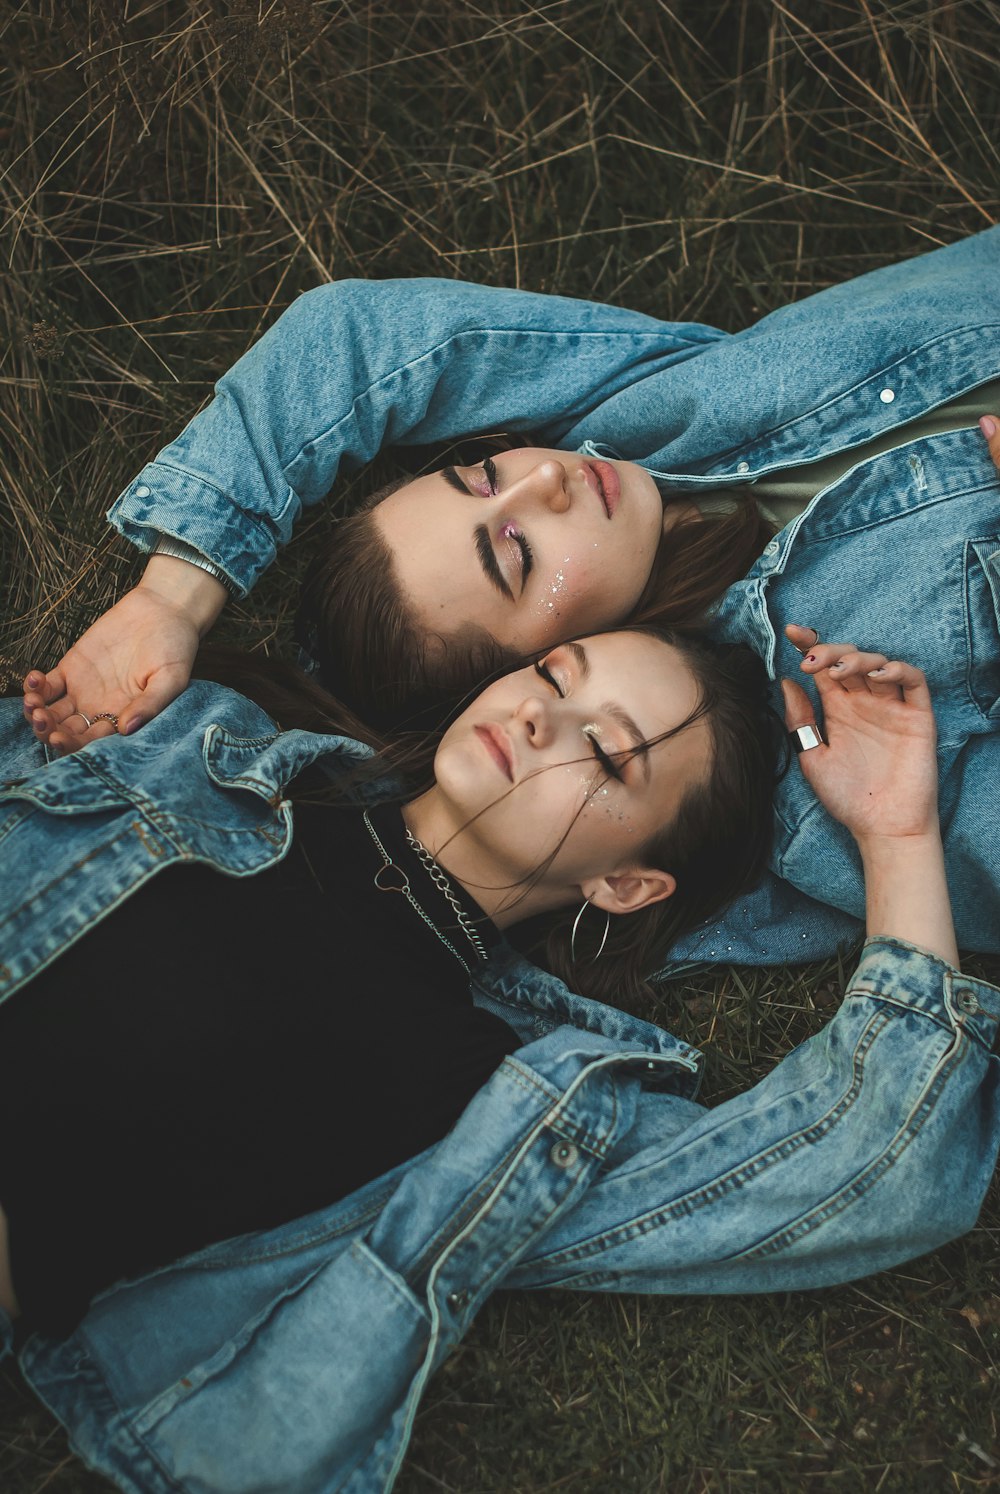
[789,724,825,753]
[792,627,822,655]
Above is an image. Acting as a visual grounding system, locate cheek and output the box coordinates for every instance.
[542,769,638,854]
[531,554,606,628]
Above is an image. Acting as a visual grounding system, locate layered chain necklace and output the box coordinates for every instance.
[363,811,489,974]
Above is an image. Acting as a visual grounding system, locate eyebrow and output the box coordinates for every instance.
[474,523,514,602]
[571,642,651,784]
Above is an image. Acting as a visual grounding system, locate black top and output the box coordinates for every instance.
[0,795,519,1336]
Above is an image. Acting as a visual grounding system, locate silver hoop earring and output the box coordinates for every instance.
[570,897,611,965]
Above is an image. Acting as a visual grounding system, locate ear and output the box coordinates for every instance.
[580,867,676,918]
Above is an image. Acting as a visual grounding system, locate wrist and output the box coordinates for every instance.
[856,828,943,869]
[139,552,228,637]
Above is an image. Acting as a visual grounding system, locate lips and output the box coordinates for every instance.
[474,723,514,781]
[584,458,620,519]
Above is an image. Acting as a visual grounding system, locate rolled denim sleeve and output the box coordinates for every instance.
[510,938,1000,1295]
[108,278,724,595]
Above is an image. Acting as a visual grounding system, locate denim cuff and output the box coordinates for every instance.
[854,936,1000,1051]
[109,463,279,597]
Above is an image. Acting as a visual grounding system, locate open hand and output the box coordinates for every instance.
[22,583,202,755]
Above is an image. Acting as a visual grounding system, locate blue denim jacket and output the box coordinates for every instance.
[108,229,1000,967]
[1,689,999,1494]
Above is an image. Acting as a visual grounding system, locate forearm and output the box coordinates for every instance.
[109,278,723,593]
[859,831,959,968]
[138,554,228,638]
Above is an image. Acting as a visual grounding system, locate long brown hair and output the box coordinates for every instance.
[196,625,783,1006]
[295,478,519,731]
[295,467,771,727]
[632,495,774,630]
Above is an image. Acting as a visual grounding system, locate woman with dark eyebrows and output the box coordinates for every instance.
[23,227,1000,968]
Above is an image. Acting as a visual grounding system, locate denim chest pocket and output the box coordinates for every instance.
[965,538,1000,719]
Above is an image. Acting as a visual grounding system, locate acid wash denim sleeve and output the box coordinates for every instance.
[108,227,1000,595]
[1,691,998,1494]
[109,282,724,592]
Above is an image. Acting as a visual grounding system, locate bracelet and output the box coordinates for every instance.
[151,535,240,596]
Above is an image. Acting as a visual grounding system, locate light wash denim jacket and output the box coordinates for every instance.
[1,689,999,1494]
[109,227,1000,965]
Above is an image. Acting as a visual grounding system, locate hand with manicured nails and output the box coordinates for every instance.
[21,555,225,756]
[781,629,939,848]
[782,624,958,967]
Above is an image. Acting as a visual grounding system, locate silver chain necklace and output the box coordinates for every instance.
[363,812,489,973]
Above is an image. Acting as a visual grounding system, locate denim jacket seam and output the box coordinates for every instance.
[407,1059,626,1284]
[131,460,275,543]
[530,1010,892,1267]
[735,1012,967,1258]
[742,324,1000,443]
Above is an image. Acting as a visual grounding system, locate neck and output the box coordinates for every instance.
[402,787,571,932]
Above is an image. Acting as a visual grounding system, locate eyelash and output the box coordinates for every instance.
[483,455,498,493]
[533,661,624,782]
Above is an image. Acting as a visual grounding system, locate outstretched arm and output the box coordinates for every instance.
[509,642,997,1295]
[24,277,724,749]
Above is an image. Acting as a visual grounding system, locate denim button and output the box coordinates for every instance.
[956,989,979,1015]
[879,388,895,404]
[447,1290,469,1311]
[736,461,750,473]
[135,484,151,497]
[550,1141,578,1169]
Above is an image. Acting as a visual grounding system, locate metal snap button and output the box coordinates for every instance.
[447,1290,469,1310]
[736,461,750,473]
[764,539,779,557]
[878,388,895,404]
[956,989,979,1015]
[135,484,151,497]
[550,1141,578,1169]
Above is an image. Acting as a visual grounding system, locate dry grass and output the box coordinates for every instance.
[2,1,999,1489]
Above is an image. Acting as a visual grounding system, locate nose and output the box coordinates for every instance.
[508,459,571,515]
[513,690,559,747]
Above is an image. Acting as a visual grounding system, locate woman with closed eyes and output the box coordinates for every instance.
[1,624,775,1339]
[2,617,997,1494]
[22,227,1000,965]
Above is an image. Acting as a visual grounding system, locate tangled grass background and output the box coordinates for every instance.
[2,2,999,1488]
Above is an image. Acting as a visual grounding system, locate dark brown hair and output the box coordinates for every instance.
[632,496,774,631]
[295,468,772,728]
[295,478,518,731]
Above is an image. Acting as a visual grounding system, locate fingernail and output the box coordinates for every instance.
[26,674,40,688]
[829,660,845,670]
[868,666,887,676]
[980,415,997,439]
[805,654,817,663]
[124,718,142,736]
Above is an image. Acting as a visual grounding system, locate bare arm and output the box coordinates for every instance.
[782,631,957,965]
